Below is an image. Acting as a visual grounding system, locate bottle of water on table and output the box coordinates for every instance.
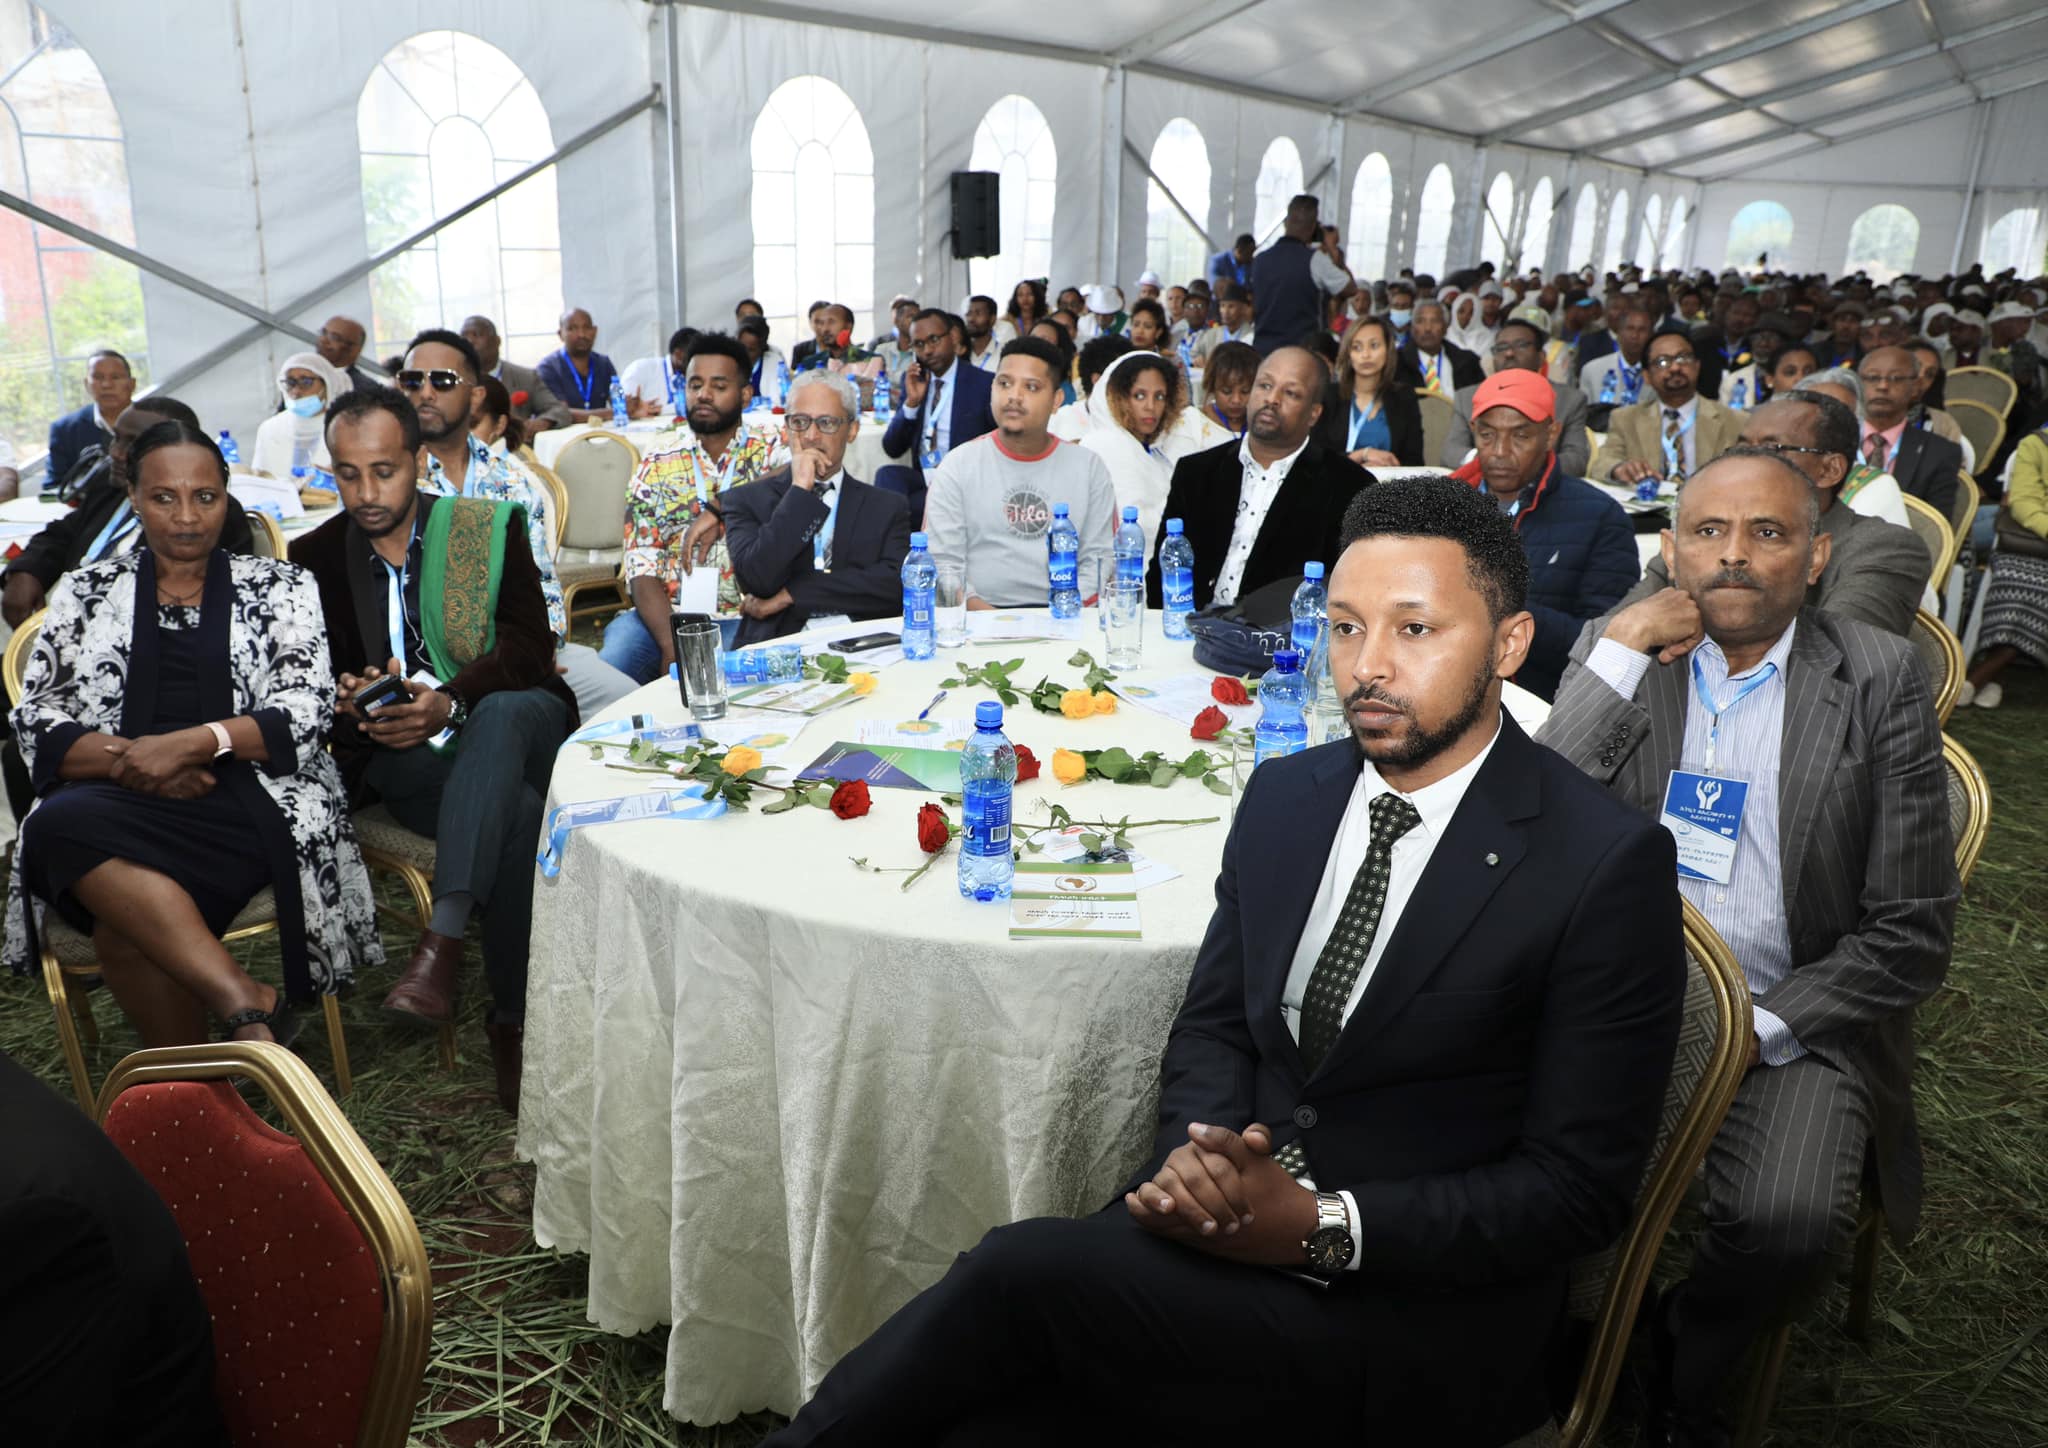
[776,357,792,408]
[1306,621,1347,746]
[1159,518,1195,641]
[958,700,1017,902]
[901,531,937,660]
[1728,375,1747,410]
[217,430,240,468]
[1290,562,1327,657]
[609,376,629,428]
[1047,503,1081,621]
[1254,648,1309,767]
[873,366,891,421]
[1106,505,1147,667]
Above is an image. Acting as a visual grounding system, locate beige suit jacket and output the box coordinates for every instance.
[1591,396,1744,481]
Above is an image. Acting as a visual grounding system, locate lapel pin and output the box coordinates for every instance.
[1484,852,1500,866]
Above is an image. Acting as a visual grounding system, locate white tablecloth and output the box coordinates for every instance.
[531,412,897,483]
[517,613,1547,1423]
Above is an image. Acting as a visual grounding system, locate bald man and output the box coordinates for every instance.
[460,315,572,432]
[535,307,622,423]
[1146,346,1374,611]
[316,315,382,394]
[1855,346,1962,517]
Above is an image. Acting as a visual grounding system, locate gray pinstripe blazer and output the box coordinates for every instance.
[1534,607,1958,1239]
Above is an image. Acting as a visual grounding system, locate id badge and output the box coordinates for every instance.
[1660,769,1749,885]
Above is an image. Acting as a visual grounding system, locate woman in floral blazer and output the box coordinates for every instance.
[5,421,382,1044]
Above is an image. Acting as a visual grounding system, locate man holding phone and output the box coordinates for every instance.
[874,308,995,527]
[291,385,575,1114]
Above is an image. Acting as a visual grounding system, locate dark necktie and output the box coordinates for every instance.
[1863,432,1888,469]
[1663,407,1686,481]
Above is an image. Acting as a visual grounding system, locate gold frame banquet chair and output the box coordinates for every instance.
[96,1041,432,1447]
[1908,609,1965,726]
[1944,398,2005,479]
[1943,365,2017,420]
[350,802,459,1072]
[246,508,288,559]
[527,459,571,558]
[552,428,642,623]
[4,610,352,1109]
[1503,899,1753,1448]
[1416,391,1455,472]
[1898,495,1955,593]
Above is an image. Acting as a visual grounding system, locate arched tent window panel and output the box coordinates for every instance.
[1567,184,1600,271]
[358,31,562,367]
[1843,205,1919,284]
[1661,197,1690,270]
[967,94,1056,303]
[1413,164,1456,278]
[1724,200,1794,270]
[750,75,874,349]
[1520,177,1554,275]
[1636,195,1662,268]
[1252,136,1303,245]
[1345,153,1392,282]
[1981,207,2043,275]
[1146,118,1211,291]
[0,1,148,462]
[1602,190,1630,273]
[1479,172,1514,270]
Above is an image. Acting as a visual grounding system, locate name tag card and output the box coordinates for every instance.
[1660,770,1749,885]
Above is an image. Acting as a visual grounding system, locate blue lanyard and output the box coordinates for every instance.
[1348,400,1382,451]
[1618,361,1643,403]
[378,517,421,670]
[559,350,596,407]
[86,502,142,562]
[1691,650,1778,773]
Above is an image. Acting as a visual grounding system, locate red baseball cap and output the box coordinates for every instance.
[1471,369,1555,422]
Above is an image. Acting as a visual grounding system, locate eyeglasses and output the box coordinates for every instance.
[396,368,464,393]
[1751,442,1832,459]
[281,373,324,393]
[1859,372,1917,387]
[785,413,849,435]
[1490,340,1537,356]
[1647,355,1698,371]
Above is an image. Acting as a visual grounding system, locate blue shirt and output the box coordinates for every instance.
[1347,403,1392,455]
[536,349,620,412]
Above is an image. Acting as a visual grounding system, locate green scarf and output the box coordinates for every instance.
[1841,462,1880,506]
[419,495,519,682]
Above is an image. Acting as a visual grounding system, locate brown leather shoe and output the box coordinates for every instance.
[484,1022,523,1115]
[383,930,464,1024]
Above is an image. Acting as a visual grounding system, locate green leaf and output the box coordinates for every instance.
[587,743,604,761]
[1046,803,1073,829]
[1150,761,1178,788]
[761,789,805,815]
[1201,772,1231,796]
[1079,831,1102,852]
[1067,649,1095,669]
[1094,746,1135,780]
[1181,750,1210,777]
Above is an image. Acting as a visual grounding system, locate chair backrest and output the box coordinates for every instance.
[1556,900,1752,1448]
[1945,365,2017,419]
[1909,609,1965,726]
[524,460,571,558]
[552,430,643,551]
[1942,733,1991,888]
[1947,470,1980,560]
[1416,390,1454,470]
[1946,398,2006,477]
[1898,494,1953,590]
[97,1043,432,1448]
[3,607,44,698]
[247,509,287,559]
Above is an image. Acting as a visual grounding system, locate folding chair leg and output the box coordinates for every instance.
[1734,1322,1793,1448]
[1845,1211,1883,1343]
[42,952,96,1112]
[322,994,352,1098]
[438,1023,458,1070]
[70,983,101,1045]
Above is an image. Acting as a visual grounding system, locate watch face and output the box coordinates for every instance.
[1305,1225,1354,1275]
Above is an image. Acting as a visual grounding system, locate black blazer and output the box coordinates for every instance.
[1145,435,1373,610]
[1886,427,1963,519]
[1315,379,1425,465]
[722,468,912,646]
[1395,338,1484,394]
[1146,719,1684,1440]
[4,476,256,593]
[880,361,996,475]
[43,404,103,490]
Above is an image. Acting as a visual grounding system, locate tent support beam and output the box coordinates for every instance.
[1344,0,1643,111]
[144,86,662,399]
[1949,103,1992,274]
[1124,139,1219,257]
[1109,0,1271,66]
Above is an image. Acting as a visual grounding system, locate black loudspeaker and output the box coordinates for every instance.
[951,171,1000,258]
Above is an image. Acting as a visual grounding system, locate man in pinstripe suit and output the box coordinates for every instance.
[1536,448,1958,1446]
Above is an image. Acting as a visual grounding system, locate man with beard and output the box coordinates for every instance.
[292,386,576,1112]
[536,307,621,423]
[1538,449,1955,1446]
[599,333,788,678]
[401,329,636,719]
[763,475,1685,1447]
[963,294,1002,373]
[1594,331,1744,488]
[460,314,571,432]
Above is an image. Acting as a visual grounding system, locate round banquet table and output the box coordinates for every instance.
[517,611,1550,1424]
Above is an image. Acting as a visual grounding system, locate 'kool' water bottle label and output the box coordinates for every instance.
[1164,568,1193,611]
[1049,553,1078,591]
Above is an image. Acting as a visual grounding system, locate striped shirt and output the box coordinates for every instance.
[1587,622,1804,1064]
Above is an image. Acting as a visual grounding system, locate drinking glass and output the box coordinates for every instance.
[670,614,728,721]
[934,564,969,648]
[1104,575,1144,669]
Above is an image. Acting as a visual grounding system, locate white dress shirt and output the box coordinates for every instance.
[621,354,678,406]
[1213,434,1310,605]
[900,358,960,462]
[803,469,852,631]
[1279,713,1503,1266]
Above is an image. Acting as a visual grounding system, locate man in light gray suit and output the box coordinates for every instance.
[461,315,572,432]
[1440,319,1591,475]
[1536,447,1957,1446]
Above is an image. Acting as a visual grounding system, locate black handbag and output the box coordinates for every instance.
[1185,575,1301,676]
[1994,506,2048,561]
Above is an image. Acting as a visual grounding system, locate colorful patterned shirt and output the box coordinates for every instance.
[420,433,566,643]
[622,420,788,616]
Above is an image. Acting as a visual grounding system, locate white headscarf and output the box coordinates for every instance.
[1446,291,1495,356]
[1078,350,1229,547]
[252,350,353,481]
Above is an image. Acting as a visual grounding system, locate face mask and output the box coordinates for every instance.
[1389,309,1412,329]
[286,394,324,418]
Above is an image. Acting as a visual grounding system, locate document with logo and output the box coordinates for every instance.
[1660,770,1750,885]
[1008,860,1142,940]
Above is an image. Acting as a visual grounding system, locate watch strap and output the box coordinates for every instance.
[205,721,233,759]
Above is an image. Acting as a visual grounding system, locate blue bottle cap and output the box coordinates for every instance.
[1121,505,1139,523]
[910,531,928,548]
[1165,518,1184,534]
[1303,562,1325,579]
[1273,649,1302,672]
[1052,502,1070,517]
[975,700,1003,729]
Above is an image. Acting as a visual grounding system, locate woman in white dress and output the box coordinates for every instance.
[1079,350,1230,548]
[249,351,352,481]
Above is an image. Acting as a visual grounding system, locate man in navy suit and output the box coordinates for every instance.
[719,373,911,646]
[765,476,1687,1446]
[874,307,994,527]
[45,348,137,488]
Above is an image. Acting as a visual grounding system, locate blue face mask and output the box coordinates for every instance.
[1389,309,1413,329]
[286,393,324,418]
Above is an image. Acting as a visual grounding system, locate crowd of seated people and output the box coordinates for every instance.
[5,239,2039,1442]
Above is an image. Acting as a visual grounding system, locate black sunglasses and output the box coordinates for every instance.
[396,368,464,393]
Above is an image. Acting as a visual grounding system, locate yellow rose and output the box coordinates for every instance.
[1059,689,1095,719]
[1051,748,1087,785]
[849,671,878,696]
[721,746,763,776]
[1091,690,1117,715]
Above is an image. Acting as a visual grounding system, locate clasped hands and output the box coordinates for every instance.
[103,730,218,799]
[336,656,452,750]
[1124,1121,1319,1266]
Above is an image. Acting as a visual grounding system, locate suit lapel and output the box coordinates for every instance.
[829,479,866,560]
[1776,614,1849,915]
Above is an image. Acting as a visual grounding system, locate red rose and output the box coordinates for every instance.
[1211,676,1250,705]
[510,389,530,407]
[916,802,951,854]
[829,779,871,819]
[1014,744,1041,782]
[1191,705,1229,741]
[835,328,853,349]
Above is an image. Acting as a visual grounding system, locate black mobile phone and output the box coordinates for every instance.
[355,674,413,715]
[831,632,901,654]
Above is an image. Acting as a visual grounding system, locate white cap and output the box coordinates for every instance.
[1952,308,1987,328]
[1084,284,1123,314]
[1136,269,1162,288]
[1987,300,2034,324]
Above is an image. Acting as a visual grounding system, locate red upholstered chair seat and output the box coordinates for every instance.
[103,1080,387,1448]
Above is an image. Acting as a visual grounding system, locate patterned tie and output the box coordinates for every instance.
[1663,407,1686,481]
[1863,432,1888,469]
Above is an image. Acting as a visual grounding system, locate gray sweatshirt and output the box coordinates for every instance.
[923,434,1119,607]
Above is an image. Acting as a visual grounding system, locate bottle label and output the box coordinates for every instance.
[1291,620,1321,656]
[1115,555,1145,586]
[1048,549,1078,591]
[962,780,1012,856]
[902,587,933,626]
[1164,567,1194,612]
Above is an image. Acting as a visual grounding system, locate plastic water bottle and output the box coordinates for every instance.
[669,367,685,416]
[1159,518,1195,641]
[1598,369,1617,406]
[1253,649,1310,767]
[957,700,1018,902]
[1113,506,1146,587]
[217,430,240,467]
[1047,503,1081,621]
[873,366,891,421]
[609,376,629,427]
[720,643,804,685]
[1306,621,1348,746]
[901,531,937,660]
[1290,562,1327,657]
[776,357,792,409]
[1729,376,1748,410]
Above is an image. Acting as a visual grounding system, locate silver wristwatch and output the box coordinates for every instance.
[1302,1191,1354,1277]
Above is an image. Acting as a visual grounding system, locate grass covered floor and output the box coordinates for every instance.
[1,672,2041,1445]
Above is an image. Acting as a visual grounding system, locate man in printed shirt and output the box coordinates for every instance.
[598,332,789,680]
[400,329,637,719]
